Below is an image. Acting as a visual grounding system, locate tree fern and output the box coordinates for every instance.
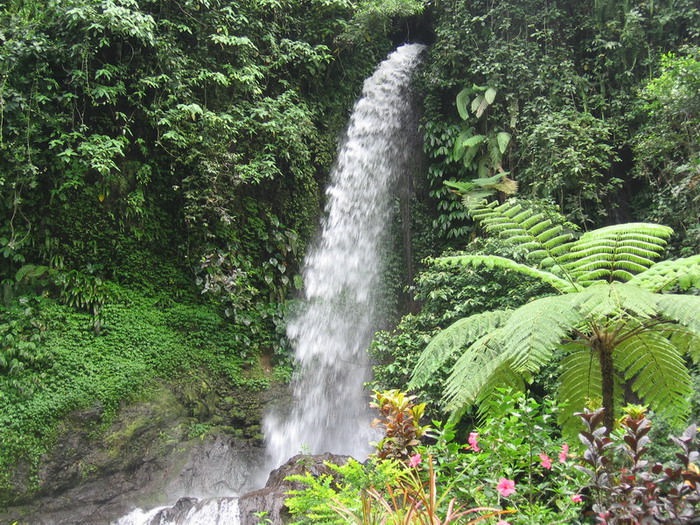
[574,283,659,322]
[441,331,513,411]
[468,200,575,267]
[495,294,583,373]
[614,331,693,425]
[557,344,622,434]
[655,294,700,333]
[410,198,700,434]
[668,330,700,363]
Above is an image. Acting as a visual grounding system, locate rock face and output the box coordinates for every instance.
[238,453,350,525]
[1,382,270,525]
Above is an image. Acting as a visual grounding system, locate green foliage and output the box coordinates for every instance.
[519,108,621,226]
[633,49,700,255]
[419,0,699,234]
[0,295,49,378]
[0,0,401,331]
[331,456,510,524]
[285,458,404,525]
[418,390,587,524]
[370,236,549,414]
[410,199,700,434]
[288,390,587,524]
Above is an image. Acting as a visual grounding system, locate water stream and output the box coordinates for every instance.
[113,42,424,525]
[263,42,426,468]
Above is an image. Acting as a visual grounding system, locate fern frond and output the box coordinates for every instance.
[495,294,584,373]
[668,329,700,364]
[468,200,575,267]
[614,331,692,425]
[574,283,659,322]
[408,310,511,389]
[436,254,579,293]
[474,363,527,420]
[654,294,700,334]
[627,254,700,292]
[558,223,673,285]
[441,330,510,411]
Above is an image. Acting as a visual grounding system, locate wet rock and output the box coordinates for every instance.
[147,497,197,524]
[0,382,268,525]
[238,453,350,525]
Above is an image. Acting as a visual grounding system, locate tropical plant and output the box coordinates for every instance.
[370,389,431,463]
[409,198,700,434]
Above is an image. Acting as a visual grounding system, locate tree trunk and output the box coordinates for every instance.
[597,340,615,434]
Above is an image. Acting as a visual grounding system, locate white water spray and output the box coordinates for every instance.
[264,43,425,467]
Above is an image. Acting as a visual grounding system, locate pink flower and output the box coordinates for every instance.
[468,432,480,452]
[496,477,516,497]
[495,521,511,525]
[559,443,569,463]
[571,493,583,503]
[539,452,552,470]
[408,453,421,468]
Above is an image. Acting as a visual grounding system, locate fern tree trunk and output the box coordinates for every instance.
[596,338,615,433]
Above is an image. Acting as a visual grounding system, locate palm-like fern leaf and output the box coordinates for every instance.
[495,294,584,373]
[654,293,700,334]
[468,200,575,267]
[441,330,513,411]
[668,330,700,364]
[574,283,660,322]
[408,310,511,389]
[627,254,700,292]
[558,223,673,285]
[614,331,693,425]
[435,255,578,293]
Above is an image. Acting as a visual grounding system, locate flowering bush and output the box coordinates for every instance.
[416,389,587,524]
[285,389,585,524]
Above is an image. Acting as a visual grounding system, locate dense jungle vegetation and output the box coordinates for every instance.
[1,0,699,521]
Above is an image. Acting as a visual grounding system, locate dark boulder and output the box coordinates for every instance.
[238,453,350,525]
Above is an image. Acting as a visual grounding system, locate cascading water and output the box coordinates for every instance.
[264,43,425,468]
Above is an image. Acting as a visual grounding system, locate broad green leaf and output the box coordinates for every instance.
[496,131,511,154]
[456,88,471,120]
[484,87,497,104]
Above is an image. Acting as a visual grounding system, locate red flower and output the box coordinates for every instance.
[468,432,480,452]
[408,453,421,468]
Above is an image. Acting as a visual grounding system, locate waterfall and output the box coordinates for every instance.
[264,43,425,468]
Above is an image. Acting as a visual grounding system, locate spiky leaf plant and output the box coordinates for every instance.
[409,199,700,434]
